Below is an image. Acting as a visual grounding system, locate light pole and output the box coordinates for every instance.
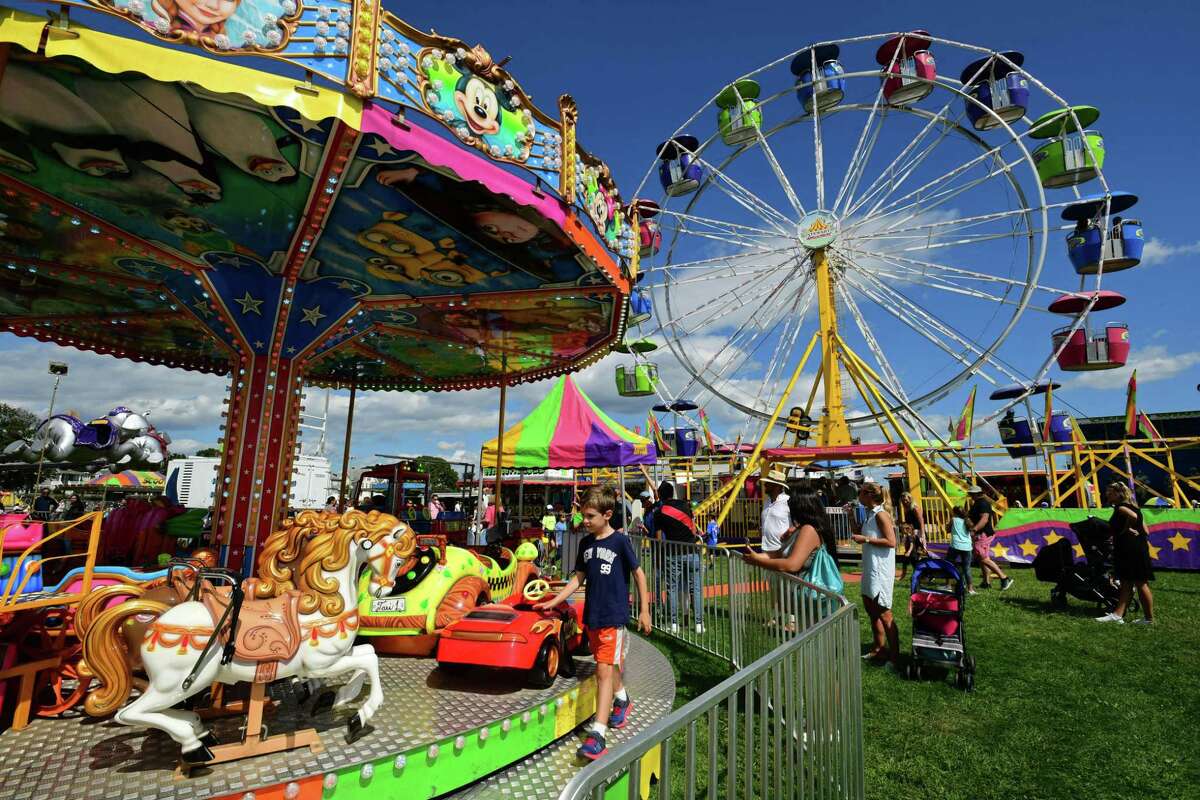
[35,361,69,490]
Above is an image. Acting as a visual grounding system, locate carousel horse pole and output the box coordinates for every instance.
[82,510,413,764]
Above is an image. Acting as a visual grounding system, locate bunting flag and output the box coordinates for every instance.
[698,408,717,452]
[1137,411,1165,443]
[953,386,976,442]
[1042,380,1055,442]
[1123,370,1139,438]
[647,412,669,454]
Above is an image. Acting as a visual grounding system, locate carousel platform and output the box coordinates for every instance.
[0,636,673,800]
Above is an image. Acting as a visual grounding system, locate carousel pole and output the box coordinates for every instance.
[494,355,508,528]
[337,376,357,512]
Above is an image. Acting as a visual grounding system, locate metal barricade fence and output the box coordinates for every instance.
[561,538,862,800]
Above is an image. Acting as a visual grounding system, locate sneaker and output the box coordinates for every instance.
[1000,577,1014,592]
[669,623,678,634]
[695,623,705,634]
[609,696,632,729]
[1094,613,1125,624]
[1131,618,1154,626]
[967,589,978,596]
[577,731,607,760]
[980,582,992,590]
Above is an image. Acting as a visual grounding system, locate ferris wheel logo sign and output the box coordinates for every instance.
[798,211,839,249]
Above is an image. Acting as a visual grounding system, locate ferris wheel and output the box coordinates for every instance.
[619,31,1144,447]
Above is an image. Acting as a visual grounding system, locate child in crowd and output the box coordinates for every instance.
[947,505,974,594]
[897,522,928,579]
[536,485,651,760]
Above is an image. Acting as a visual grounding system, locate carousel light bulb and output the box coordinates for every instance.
[360,763,374,781]
[283,783,301,800]
[394,754,407,770]
[323,773,338,790]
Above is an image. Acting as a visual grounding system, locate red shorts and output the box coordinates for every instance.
[587,626,628,668]
[973,534,994,560]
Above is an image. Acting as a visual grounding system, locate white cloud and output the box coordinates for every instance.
[436,440,464,451]
[1062,345,1200,391]
[1140,238,1200,267]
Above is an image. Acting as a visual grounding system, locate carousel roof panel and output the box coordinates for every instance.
[0,11,630,389]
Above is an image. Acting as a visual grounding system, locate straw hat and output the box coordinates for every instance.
[761,469,789,489]
[967,485,983,495]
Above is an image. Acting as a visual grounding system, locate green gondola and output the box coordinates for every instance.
[715,79,763,146]
[615,363,659,397]
[1029,106,1105,189]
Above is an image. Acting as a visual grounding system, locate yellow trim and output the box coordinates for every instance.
[0,7,361,128]
[554,676,597,737]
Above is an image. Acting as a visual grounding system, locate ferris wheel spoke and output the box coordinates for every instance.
[831,43,901,214]
[845,264,1027,385]
[664,255,801,338]
[744,112,807,220]
[850,258,1035,310]
[862,134,1035,229]
[663,262,798,288]
[841,271,1002,386]
[656,248,791,272]
[836,283,909,404]
[693,155,796,234]
[669,223,789,252]
[840,245,1071,296]
[657,208,782,239]
[850,205,1042,243]
[844,112,958,222]
[743,282,816,415]
[875,226,1062,253]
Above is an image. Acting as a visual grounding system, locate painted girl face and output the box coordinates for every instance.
[175,0,240,29]
[472,210,538,245]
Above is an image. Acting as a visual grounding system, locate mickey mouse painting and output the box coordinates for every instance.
[454,74,505,137]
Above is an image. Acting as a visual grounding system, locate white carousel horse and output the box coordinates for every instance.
[82,510,413,763]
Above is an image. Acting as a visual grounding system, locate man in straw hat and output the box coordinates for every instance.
[760,468,792,557]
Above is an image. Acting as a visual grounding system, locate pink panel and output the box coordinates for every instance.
[1106,325,1131,364]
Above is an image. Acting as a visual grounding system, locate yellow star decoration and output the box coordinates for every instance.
[301,306,326,326]
[1167,531,1191,551]
[991,542,1009,559]
[1019,539,1040,558]
[235,291,264,315]
[1147,542,1161,561]
[1044,531,1063,546]
[1073,544,1085,558]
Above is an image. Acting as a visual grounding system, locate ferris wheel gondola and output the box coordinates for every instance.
[622,31,1147,445]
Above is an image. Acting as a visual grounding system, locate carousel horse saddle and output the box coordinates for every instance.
[50,415,116,449]
[201,585,303,665]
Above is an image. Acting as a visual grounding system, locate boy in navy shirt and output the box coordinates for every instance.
[536,485,650,760]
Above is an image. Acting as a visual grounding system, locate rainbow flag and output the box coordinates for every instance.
[647,412,669,454]
[953,386,976,441]
[1042,380,1055,442]
[1123,370,1139,437]
[698,408,716,452]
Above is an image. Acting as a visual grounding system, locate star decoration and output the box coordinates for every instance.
[1147,542,1161,561]
[1019,539,1039,558]
[293,116,325,134]
[336,280,360,291]
[367,138,394,157]
[300,306,327,326]
[990,543,1009,559]
[1167,531,1191,551]
[192,298,213,318]
[235,292,264,315]
[1073,543,1085,559]
[1044,531,1063,546]
[286,346,297,354]
[253,340,264,350]
[211,253,256,269]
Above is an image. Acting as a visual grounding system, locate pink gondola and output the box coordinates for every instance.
[877,30,936,106]
[1051,323,1130,371]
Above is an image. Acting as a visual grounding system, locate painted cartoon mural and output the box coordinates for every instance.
[0,57,311,267]
[578,161,625,251]
[416,45,535,163]
[90,0,300,52]
[309,145,599,297]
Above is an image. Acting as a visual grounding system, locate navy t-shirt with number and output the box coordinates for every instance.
[574,531,640,630]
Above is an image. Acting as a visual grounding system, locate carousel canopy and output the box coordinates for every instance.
[0,7,632,390]
[84,470,165,490]
[481,375,656,469]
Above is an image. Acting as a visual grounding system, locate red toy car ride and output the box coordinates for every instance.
[436,579,588,688]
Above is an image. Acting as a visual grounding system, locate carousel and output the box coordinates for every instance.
[0,3,675,799]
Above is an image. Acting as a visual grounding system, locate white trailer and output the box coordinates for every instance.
[166,455,332,510]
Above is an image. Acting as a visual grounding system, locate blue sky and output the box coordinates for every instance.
[2,0,1198,474]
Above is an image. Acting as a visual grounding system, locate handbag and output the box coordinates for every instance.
[799,544,844,598]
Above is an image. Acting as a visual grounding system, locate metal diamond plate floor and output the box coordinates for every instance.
[451,636,675,799]
[0,641,672,800]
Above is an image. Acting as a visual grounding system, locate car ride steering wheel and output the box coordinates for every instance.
[523,578,551,602]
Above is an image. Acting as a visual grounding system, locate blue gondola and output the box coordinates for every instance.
[1062,192,1144,275]
[959,51,1028,131]
[628,289,653,325]
[998,414,1037,458]
[656,135,704,197]
[791,44,845,113]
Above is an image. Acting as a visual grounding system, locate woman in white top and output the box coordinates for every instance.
[848,481,899,670]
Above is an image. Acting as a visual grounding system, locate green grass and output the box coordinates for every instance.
[648,569,1200,800]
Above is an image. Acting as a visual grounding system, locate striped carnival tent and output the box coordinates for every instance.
[481,376,657,469]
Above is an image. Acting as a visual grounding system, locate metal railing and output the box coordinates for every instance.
[0,511,103,613]
[558,536,863,800]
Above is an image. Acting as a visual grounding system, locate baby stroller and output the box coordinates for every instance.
[1032,517,1124,612]
[906,557,975,691]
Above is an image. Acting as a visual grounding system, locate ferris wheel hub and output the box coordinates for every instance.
[797,209,840,250]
